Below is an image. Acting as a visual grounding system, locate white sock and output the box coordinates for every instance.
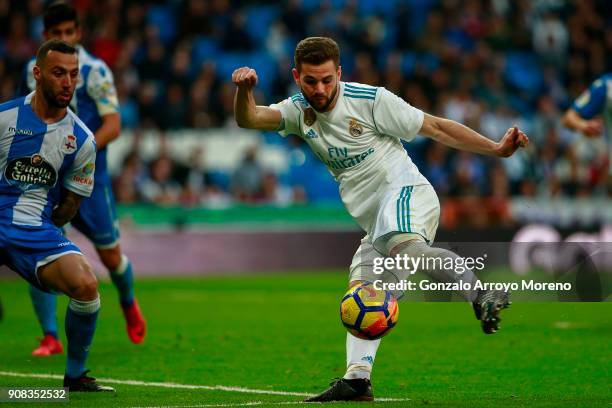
[344,333,381,380]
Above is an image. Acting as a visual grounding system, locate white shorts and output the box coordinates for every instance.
[349,183,440,283]
[369,183,440,251]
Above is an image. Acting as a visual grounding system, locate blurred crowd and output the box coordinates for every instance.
[0,0,611,226]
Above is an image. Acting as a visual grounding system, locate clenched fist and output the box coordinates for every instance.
[232,67,258,89]
[496,126,530,157]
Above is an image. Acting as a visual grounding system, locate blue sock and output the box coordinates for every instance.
[65,298,100,378]
[110,255,134,307]
[29,285,58,338]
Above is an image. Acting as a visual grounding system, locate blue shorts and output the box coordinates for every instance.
[70,175,120,249]
[0,222,82,292]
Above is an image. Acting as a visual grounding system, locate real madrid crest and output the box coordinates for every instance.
[349,118,363,137]
[304,108,316,126]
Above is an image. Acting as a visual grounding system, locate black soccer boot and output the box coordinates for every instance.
[63,370,115,392]
[473,289,510,334]
[305,378,374,402]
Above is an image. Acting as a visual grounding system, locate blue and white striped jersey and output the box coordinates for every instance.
[22,45,118,178]
[0,92,96,227]
[572,73,612,137]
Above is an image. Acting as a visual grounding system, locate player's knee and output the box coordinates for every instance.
[98,247,122,271]
[386,233,426,257]
[68,260,98,301]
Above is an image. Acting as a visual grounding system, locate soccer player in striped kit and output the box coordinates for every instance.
[19,2,145,356]
[0,39,112,391]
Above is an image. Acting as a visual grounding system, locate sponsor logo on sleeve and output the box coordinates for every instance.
[575,90,590,108]
[71,162,95,186]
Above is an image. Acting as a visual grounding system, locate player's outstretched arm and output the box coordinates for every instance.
[420,113,529,158]
[51,189,83,227]
[232,66,282,131]
[561,109,603,137]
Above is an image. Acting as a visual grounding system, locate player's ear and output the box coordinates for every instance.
[337,65,342,81]
[33,65,41,81]
[291,67,300,86]
[75,27,82,43]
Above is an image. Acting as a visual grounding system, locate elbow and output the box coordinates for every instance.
[235,115,252,129]
[235,118,248,129]
[560,112,571,128]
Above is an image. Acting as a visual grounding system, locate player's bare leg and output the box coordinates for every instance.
[97,244,146,344]
[38,253,114,392]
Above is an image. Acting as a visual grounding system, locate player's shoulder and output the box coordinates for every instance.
[67,109,95,142]
[289,92,307,104]
[78,46,102,67]
[0,96,25,114]
[342,82,379,102]
[591,73,612,88]
[284,92,309,111]
[79,46,112,78]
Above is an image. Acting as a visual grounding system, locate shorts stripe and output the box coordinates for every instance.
[404,186,413,232]
[397,186,413,232]
[396,187,406,231]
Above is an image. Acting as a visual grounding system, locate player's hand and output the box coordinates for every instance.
[496,126,529,157]
[232,67,258,89]
[580,119,604,138]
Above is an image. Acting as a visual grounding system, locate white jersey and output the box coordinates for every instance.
[271,81,430,233]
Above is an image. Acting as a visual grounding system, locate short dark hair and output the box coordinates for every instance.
[43,1,79,31]
[36,39,77,67]
[294,37,340,71]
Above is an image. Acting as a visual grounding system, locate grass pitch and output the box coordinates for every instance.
[0,272,610,407]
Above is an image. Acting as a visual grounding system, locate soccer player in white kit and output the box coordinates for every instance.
[233,37,529,402]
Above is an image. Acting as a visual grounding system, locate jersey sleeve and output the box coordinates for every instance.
[63,136,96,197]
[373,87,424,142]
[572,77,607,119]
[86,61,119,117]
[269,97,302,137]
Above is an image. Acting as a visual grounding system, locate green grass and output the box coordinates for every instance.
[0,272,610,407]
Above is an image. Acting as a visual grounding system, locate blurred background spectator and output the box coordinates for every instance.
[1,0,610,228]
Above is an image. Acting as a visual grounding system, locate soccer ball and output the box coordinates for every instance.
[340,281,399,340]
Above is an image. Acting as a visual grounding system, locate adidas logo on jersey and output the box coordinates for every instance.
[306,129,318,139]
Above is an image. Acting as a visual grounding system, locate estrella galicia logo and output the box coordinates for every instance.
[4,154,58,190]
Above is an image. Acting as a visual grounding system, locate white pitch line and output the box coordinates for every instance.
[0,371,411,405]
[132,398,411,408]
[0,371,311,397]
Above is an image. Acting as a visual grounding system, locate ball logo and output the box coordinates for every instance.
[31,154,43,166]
[61,134,77,154]
[348,118,363,137]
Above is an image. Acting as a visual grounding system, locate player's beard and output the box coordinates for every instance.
[40,76,72,109]
[302,83,339,113]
